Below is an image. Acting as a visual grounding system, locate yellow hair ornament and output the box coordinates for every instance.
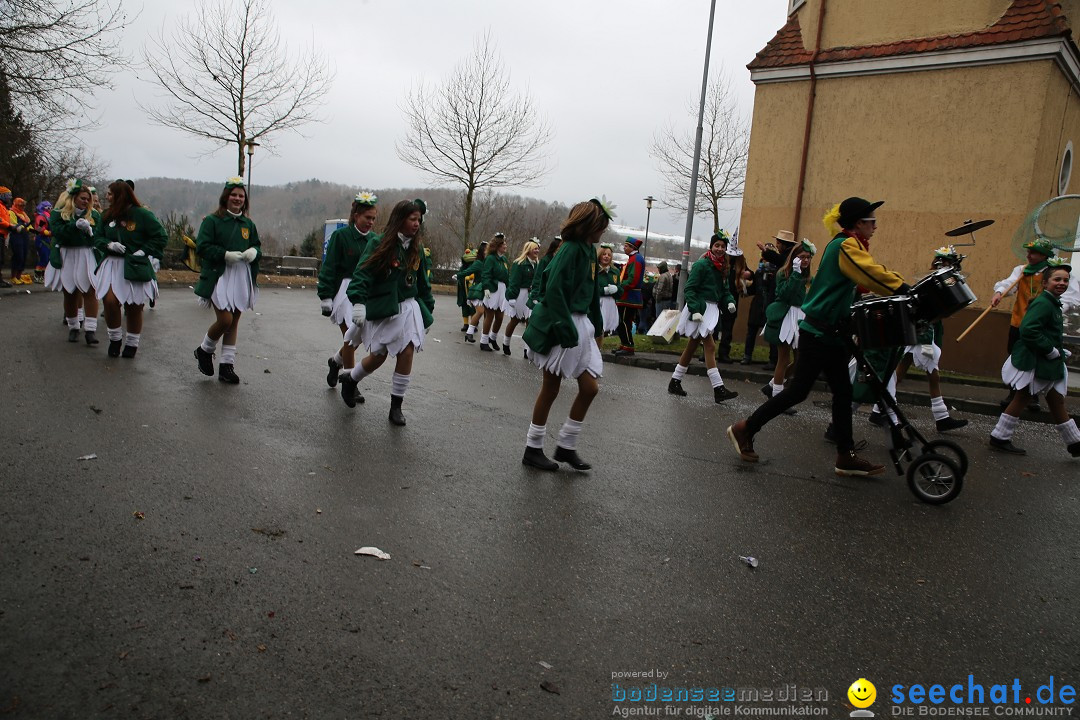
[823,203,842,235]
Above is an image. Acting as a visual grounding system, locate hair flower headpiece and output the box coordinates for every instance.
[65,178,86,194]
[599,242,615,250]
[355,190,378,206]
[1047,256,1070,267]
[590,196,617,220]
[800,238,817,256]
[225,176,245,188]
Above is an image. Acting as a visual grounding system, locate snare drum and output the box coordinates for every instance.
[851,296,917,349]
[909,267,977,322]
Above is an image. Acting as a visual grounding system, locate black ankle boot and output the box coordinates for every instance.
[339,374,359,408]
[218,363,240,384]
[84,330,99,346]
[121,345,137,359]
[1069,441,1080,458]
[108,339,122,357]
[389,395,406,426]
[553,446,591,470]
[326,356,341,388]
[68,328,79,342]
[714,385,738,402]
[668,378,687,396]
[194,346,215,376]
[522,446,558,471]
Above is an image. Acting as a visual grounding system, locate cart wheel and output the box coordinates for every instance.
[922,439,969,477]
[907,453,963,505]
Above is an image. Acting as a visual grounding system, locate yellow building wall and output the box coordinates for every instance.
[797,0,1013,52]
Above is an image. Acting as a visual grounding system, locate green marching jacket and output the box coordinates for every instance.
[456,258,473,311]
[1009,290,1066,381]
[521,239,602,354]
[763,268,810,345]
[596,265,619,296]
[682,255,735,316]
[506,258,537,301]
[347,236,435,327]
[318,225,372,300]
[96,206,168,283]
[481,253,510,293]
[527,254,553,309]
[464,259,486,301]
[48,209,102,268]
[193,212,261,298]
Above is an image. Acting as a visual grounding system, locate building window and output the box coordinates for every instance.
[789,0,806,13]
[1059,142,1073,196]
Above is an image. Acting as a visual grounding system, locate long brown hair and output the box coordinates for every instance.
[560,202,609,244]
[213,184,249,218]
[363,199,425,275]
[102,180,143,223]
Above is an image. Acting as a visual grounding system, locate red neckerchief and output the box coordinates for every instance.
[843,230,871,295]
[708,249,726,272]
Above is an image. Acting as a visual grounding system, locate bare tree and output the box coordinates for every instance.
[141,0,334,176]
[397,31,553,250]
[651,71,749,235]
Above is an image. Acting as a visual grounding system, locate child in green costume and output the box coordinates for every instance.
[500,238,540,356]
[45,179,102,345]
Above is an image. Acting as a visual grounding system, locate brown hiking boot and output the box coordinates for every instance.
[835,451,885,477]
[727,421,759,463]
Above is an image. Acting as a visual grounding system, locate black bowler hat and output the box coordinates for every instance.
[838,197,883,229]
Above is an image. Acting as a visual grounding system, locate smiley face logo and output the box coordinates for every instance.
[848,678,876,709]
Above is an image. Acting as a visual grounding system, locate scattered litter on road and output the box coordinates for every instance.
[133,511,145,520]
[249,568,258,574]
[193,555,202,562]
[308,471,316,476]
[540,680,560,694]
[197,674,211,683]
[916,579,926,584]
[355,546,391,560]
[432,338,441,342]
[257,644,267,652]
[739,555,759,569]
[89,405,103,414]
[77,454,97,461]
[264,369,271,373]
[316,508,322,514]
[539,661,553,670]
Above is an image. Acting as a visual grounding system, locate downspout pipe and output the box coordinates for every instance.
[792,0,828,238]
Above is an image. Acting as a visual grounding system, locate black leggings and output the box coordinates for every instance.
[745,330,855,451]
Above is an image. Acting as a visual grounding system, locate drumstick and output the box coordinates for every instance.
[955,274,1021,342]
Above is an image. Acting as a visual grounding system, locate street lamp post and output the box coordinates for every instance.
[244,139,259,199]
[643,195,656,266]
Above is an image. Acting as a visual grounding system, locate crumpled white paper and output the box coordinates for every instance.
[354,546,391,560]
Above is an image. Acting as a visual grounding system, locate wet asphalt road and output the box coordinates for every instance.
[1,287,1078,719]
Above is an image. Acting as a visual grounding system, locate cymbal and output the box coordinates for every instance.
[945,219,994,236]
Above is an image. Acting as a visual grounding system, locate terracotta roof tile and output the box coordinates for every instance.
[748,0,1072,71]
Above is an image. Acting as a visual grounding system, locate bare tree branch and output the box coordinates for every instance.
[650,71,749,235]
[140,0,335,176]
[396,31,553,249]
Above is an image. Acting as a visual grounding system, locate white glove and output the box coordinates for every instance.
[352,303,367,325]
[450,274,458,281]
[106,241,126,254]
[150,257,160,272]
[320,298,333,316]
[1047,348,1060,360]
[484,289,491,300]
[224,250,244,264]
[691,312,703,322]
[791,257,802,273]
[605,284,618,296]
[133,249,145,257]
[1065,348,1073,360]
[75,217,91,234]
[727,302,737,314]
[241,247,257,263]
[921,344,935,358]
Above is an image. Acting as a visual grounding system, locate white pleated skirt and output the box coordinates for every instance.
[329,277,352,326]
[528,313,603,380]
[468,298,483,308]
[509,288,532,320]
[675,301,719,339]
[44,246,96,293]
[599,296,618,333]
[199,262,258,312]
[93,256,158,305]
[482,281,510,313]
[1001,358,1068,396]
[779,306,805,348]
[363,298,426,357]
[905,343,942,374]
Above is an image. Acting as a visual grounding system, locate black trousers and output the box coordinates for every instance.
[617,306,638,348]
[745,330,855,452]
[743,324,763,360]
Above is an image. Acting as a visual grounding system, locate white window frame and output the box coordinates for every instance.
[789,0,806,14]
[1059,141,1073,196]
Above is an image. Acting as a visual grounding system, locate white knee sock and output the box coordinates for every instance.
[672,363,688,381]
[466,325,476,336]
[991,413,1019,441]
[77,308,85,323]
[391,372,410,397]
[221,344,237,365]
[107,326,122,341]
[480,333,489,344]
[333,351,343,365]
[124,332,141,348]
[66,316,79,329]
[557,418,583,450]
[1056,419,1080,445]
[347,363,370,382]
[526,423,546,449]
[502,333,511,347]
[930,396,949,421]
[201,334,217,353]
[83,317,97,332]
[707,367,723,389]
[771,381,784,395]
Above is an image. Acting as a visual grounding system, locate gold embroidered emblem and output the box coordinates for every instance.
[125,221,136,232]
[241,228,250,240]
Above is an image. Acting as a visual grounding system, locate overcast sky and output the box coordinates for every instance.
[84,0,789,239]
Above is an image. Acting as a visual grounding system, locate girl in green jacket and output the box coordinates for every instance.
[338,199,434,426]
[499,238,540,356]
[521,198,610,472]
[463,241,489,343]
[666,234,738,403]
[991,262,1079,457]
[95,180,167,359]
[320,191,378,389]
[596,244,620,337]
[763,239,815,398]
[45,179,102,345]
[478,234,511,352]
[192,178,261,384]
